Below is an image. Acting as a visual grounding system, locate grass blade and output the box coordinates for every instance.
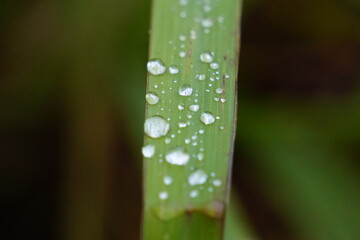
[143,0,241,239]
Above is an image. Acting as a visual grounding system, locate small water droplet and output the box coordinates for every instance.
[159,191,168,200]
[198,74,206,81]
[220,98,226,103]
[210,62,219,69]
[169,66,179,75]
[147,59,166,75]
[178,122,187,128]
[180,11,187,18]
[189,104,199,112]
[145,92,159,105]
[197,153,204,161]
[179,84,193,96]
[188,169,208,185]
[163,176,173,185]
[190,30,197,39]
[190,190,199,198]
[142,144,155,158]
[179,35,186,41]
[213,179,222,187]
[165,138,171,144]
[215,88,223,94]
[200,112,215,125]
[185,138,191,144]
[201,18,213,28]
[199,129,205,134]
[179,51,186,58]
[200,52,213,63]
[144,116,170,138]
[165,147,190,166]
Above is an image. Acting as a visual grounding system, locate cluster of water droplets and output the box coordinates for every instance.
[142,1,232,201]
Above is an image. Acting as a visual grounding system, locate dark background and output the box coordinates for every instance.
[1,0,360,239]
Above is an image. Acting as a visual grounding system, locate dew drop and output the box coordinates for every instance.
[200,112,215,125]
[197,153,204,161]
[179,35,186,41]
[190,190,199,198]
[178,122,187,128]
[200,52,213,63]
[165,147,190,166]
[201,18,213,28]
[178,104,185,110]
[198,74,206,81]
[145,92,160,105]
[189,104,199,112]
[159,191,168,200]
[188,169,208,185]
[210,62,219,69]
[179,84,193,96]
[213,179,222,187]
[144,116,170,138]
[185,138,191,144]
[142,144,155,158]
[163,176,173,185]
[179,51,186,58]
[147,59,166,75]
[215,88,223,94]
[169,66,179,75]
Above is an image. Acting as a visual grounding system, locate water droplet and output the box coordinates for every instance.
[180,11,187,18]
[188,169,208,185]
[201,18,213,28]
[190,190,199,198]
[200,112,215,125]
[169,66,179,75]
[215,88,223,94]
[147,59,166,75]
[178,104,184,110]
[144,116,170,138]
[200,52,213,63]
[210,62,219,69]
[199,129,205,134]
[218,16,224,23]
[178,122,187,128]
[165,147,190,166]
[179,35,186,41]
[190,30,197,39]
[189,104,199,112]
[159,191,168,200]
[197,153,204,161]
[179,84,193,96]
[213,179,222,187]
[179,51,186,58]
[165,138,171,144]
[145,92,160,105]
[219,126,225,130]
[163,176,173,185]
[198,74,206,81]
[220,98,226,103]
[142,144,155,158]
[179,0,189,6]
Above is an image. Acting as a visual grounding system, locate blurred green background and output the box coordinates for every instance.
[1,0,360,239]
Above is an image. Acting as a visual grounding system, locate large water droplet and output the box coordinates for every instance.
[142,144,155,158]
[200,112,215,125]
[200,52,213,63]
[179,84,193,96]
[147,59,166,75]
[144,116,170,138]
[165,147,190,166]
[145,92,160,105]
[188,169,208,185]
